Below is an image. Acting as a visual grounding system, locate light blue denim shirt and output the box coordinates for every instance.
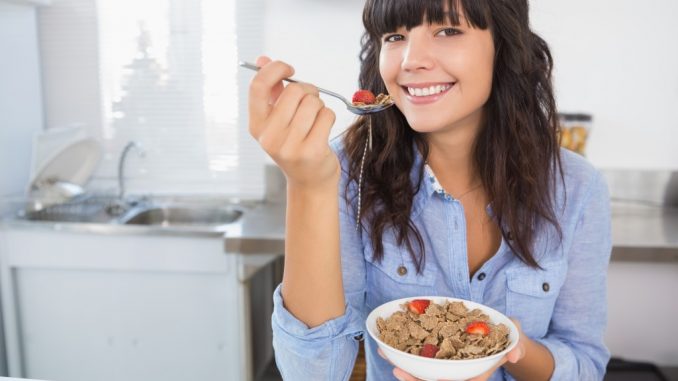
[272,137,612,381]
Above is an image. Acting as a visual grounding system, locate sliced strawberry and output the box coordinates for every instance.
[465,321,491,336]
[352,89,376,104]
[419,343,439,358]
[407,299,431,315]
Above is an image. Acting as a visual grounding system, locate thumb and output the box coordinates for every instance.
[506,344,524,364]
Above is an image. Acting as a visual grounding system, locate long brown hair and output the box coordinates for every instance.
[343,0,563,272]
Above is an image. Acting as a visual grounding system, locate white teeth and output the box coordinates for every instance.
[407,84,452,97]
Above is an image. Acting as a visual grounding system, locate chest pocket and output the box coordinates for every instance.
[363,238,436,308]
[505,257,568,338]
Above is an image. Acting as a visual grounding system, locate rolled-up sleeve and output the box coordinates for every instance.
[271,140,367,380]
[536,170,612,380]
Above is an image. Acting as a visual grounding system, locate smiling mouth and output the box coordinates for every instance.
[401,82,456,99]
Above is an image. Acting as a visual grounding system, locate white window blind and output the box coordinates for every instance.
[37,0,266,197]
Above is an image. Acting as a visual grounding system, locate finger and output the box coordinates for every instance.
[255,82,314,151]
[509,318,522,335]
[285,94,325,143]
[254,55,285,104]
[255,55,271,67]
[393,367,420,381]
[304,107,336,146]
[257,83,320,154]
[506,317,524,364]
[506,343,524,363]
[265,82,318,132]
[248,60,295,137]
[273,81,319,107]
[467,357,507,381]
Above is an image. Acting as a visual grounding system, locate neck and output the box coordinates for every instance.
[424,108,484,194]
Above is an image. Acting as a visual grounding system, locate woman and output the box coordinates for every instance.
[247,0,611,380]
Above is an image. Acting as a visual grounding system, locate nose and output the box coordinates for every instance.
[401,33,435,72]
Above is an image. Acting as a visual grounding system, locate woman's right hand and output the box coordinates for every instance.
[248,56,340,190]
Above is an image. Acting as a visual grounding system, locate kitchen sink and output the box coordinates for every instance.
[119,205,243,228]
[14,196,121,224]
[10,195,245,232]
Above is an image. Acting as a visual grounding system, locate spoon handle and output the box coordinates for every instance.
[238,61,350,106]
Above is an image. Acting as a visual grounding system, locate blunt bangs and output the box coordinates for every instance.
[363,0,491,38]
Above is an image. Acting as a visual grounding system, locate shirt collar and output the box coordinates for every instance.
[412,147,496,218]
[411,145,437,218]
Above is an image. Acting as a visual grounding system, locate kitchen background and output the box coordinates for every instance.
[0,0,677,380]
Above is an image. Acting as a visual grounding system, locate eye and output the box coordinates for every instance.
[383,34,405,43]
[436,28,461,37]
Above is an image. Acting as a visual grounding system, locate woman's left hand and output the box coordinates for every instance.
[380,319,526,381]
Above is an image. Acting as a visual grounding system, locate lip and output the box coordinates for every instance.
[401,83,455,105]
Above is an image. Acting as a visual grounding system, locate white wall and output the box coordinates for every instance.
[530,0,678,170]
[262,0,365,144]
[0,1,44,197]
[262,0,678,170]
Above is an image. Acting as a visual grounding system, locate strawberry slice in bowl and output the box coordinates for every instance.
[419,343,439,358]
[466,321,491,336]
[407,299,431,314]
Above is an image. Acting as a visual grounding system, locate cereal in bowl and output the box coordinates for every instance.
[376,299,511,360]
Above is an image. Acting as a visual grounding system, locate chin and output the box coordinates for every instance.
[404,116,450,134]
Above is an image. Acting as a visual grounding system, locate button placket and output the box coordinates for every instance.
[456,202,471,299]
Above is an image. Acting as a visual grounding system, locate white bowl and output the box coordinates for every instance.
[366,296,519,381]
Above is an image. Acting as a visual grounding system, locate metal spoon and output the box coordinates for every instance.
[239,61,394,115]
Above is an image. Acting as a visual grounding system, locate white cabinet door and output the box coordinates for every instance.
[0,228,251,381]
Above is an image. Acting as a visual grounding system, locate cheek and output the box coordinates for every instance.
[379,51,400,86]
[476,60,494,100]
[477,43,496,98]
[459,53,494,103]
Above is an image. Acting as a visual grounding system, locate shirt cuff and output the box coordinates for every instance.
[534,336,578,381]
[272,283,363,342]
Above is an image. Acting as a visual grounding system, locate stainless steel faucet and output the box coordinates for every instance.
[118,141,146,200]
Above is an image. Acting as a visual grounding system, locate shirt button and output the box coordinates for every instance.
[542,282,550,292]
[477,272,486,281]
[397,266,408,276]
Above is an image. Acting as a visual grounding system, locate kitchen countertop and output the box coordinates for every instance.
[223,201,285,254]
[610,201,678,262]
[224,198,678,262]
[2,196,677,262]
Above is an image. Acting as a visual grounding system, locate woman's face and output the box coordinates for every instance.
[379,15,495,134]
